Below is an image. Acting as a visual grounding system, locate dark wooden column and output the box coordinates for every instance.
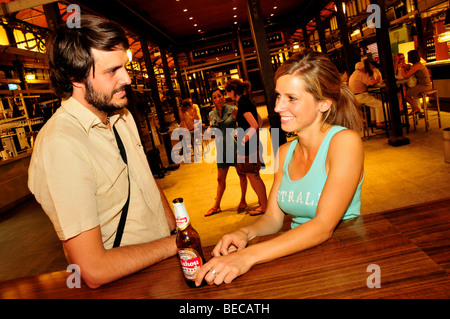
[246,0,286,153]
[160,47,180,123]
[43,3,62,30]
[140,36,176,164]
[234,25,249,81]
[371,0,410,146]
[173,52,188,99]
[315,12,327,54]
[302,25,310,48]
[335,0,355,76]
[413,0,426,60]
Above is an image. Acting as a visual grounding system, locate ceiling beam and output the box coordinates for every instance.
[0,0,58,16]
[72,0,176,49]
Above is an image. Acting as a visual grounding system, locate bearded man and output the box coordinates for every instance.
[28,14,177,288]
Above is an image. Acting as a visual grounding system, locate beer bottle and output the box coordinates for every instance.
[172,197,206,288]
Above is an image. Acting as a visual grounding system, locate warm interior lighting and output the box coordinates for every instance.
[127,49,133,62]
[25,74,35,80]
[351,29,360,37]
[438,23,450,43]
[334,3,346,13]
[0,25,9,45]
[437,31,450,42]
[419,97,430,105]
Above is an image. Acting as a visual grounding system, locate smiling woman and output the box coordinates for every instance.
[194,49,364,287]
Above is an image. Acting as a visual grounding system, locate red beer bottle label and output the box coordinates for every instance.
[178,248,203,280]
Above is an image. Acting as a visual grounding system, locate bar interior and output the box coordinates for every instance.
[0,0,449,300]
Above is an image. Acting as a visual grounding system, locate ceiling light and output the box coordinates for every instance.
[273,6,277,9]
[437,31,450,43]
[194,24,197,26]
[233,7,237,10]
[183,9,187,12]
[189,17,193,19]
[198,29,202,32]
[234,15,237,18]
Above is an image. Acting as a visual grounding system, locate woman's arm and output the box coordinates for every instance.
[241,112,259,144]
[401,63,421,78]
[194,142,290,285]
[195,130,364,286]
[212,142,290,256]
[231,106,238,120]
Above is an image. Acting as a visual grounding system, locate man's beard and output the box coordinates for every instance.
[85,79,129,113]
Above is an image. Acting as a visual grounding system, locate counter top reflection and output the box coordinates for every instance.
[1,198,449,299]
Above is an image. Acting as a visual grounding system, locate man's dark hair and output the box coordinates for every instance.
[46,14,129,99]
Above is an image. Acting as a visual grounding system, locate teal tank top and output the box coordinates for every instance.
[277,126,362,228]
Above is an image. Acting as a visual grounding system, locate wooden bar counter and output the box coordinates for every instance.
[1,198,449,299]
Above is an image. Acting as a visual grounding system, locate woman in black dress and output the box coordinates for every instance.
[225,79,267,216]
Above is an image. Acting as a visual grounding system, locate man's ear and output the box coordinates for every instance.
[72,81,84,90]
[318,99,332,113]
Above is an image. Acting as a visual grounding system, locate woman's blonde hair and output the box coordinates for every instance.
[274,49,362,132]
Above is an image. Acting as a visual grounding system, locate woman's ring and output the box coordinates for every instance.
[210,268,218,276]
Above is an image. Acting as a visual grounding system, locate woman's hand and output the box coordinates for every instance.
[212,229,249,256]
[195,250,253,286]
[194,229,251,286]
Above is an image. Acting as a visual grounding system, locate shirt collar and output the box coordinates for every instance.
[61,97,125,134]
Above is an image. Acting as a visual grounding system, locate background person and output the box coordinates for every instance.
[400,49,432,115]
[205,88,247,216]
[195,49,364,287]
[225,78,267,216]
[179,98,201,157]
[28,15,177,289]
[349,61,385,128]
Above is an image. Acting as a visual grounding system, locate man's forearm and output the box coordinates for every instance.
[67,233,178,289]
[97,235,178,287]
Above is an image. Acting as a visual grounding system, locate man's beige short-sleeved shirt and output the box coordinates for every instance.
[28,97,169,249]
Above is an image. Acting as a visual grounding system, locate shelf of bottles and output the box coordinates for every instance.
[426,38,436,62]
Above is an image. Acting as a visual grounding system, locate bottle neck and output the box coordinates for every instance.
[173,202,190,231]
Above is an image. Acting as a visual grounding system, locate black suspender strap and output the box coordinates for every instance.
[112,125,130,248]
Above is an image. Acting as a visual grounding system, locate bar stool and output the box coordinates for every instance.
[409,104,418,131]
[360,103,371,139]
[420,89,441,132]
